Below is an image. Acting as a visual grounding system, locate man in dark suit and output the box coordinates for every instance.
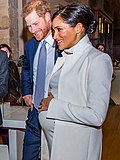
[21,0,61,159]
[0,50,8,125]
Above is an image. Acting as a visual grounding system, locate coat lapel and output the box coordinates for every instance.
[45,55,66,95]
[51,55,66,77]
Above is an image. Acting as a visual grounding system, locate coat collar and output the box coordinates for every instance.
[51,35,92,77]
[63,35,91,57]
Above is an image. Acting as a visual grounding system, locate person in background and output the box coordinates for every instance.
[96,43,116,105]
[21,0,61,159]
[18,55,25,68]
[96,43,105,52]
[17,55,25,81]
[0,44,22,145]
[17,55,26,106]
[0,50,8,125]
[0,44,22,106]
[38,3,113,160]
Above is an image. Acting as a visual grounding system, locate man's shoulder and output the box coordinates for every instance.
[24,37,40,53]
[25,37,39,45]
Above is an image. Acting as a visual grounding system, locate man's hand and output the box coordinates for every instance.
[23,95,33,110]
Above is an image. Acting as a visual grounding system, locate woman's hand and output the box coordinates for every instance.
[38,92,54,112]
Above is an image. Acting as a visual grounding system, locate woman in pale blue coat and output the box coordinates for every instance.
[39,3,113,160]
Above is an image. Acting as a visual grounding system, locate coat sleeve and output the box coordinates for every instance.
[47,54,113,127]
[0,51,8,98]
[21,41,33,96]
[21,38,39,96]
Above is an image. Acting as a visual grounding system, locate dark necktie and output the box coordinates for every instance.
[34,40,47,109]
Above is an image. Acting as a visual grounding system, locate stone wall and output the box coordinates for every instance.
[0,0,19,61]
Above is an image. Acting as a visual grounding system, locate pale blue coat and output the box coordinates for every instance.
[47,35,113,160]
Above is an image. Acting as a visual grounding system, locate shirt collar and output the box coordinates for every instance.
[44,33,55,47]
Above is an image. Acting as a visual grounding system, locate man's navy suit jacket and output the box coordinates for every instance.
[22,37,61,97]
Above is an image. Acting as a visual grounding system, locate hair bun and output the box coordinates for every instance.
[87,20,97,34]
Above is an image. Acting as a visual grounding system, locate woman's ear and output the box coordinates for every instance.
[75,23,84,34]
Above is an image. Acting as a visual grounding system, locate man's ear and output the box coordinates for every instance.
[75,23,84,34]
[44,12,51,22]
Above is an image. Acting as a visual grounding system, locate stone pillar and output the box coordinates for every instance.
[0,0,19,61]
[9,0,19,61]
[0,0,9,45]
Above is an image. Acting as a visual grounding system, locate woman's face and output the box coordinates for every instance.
[52,16,82,50]
[97,45,105,52]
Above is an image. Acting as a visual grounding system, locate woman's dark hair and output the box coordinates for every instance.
[52,3,97,34]
[0,43,13,60]
[96,43,105,50]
